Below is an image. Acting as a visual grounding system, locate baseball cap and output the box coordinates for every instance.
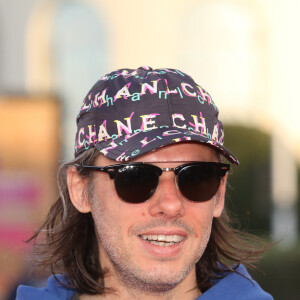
[75,66,239,165]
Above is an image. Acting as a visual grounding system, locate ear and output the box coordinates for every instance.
[213,173,227,218]
[67,166,91,213]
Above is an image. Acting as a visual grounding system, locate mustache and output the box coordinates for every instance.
[132,218,194,235]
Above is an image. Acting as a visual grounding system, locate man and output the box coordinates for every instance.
[17,67,273,299]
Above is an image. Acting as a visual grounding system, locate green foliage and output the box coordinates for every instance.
[223,124,300,299]
[250,241,300,300]
[223,124,272,233]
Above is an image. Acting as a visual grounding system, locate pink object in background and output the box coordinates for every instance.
[0,171,41,250]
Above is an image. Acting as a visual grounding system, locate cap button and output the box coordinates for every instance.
[139,66,153,71]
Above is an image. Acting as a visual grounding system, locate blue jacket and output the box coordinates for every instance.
[16,265,273,299]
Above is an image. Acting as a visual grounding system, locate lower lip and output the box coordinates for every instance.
[139,237,186,258]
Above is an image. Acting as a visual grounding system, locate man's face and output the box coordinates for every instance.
[87,143,226,292]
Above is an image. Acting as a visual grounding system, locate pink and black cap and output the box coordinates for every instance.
[75,67,239,165]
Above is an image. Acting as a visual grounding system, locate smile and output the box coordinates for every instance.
[139,234,185,247]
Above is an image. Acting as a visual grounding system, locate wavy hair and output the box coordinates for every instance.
[28,147,268,294]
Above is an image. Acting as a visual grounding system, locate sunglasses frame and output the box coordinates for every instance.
[75,161,230,177]
[75,162,230,203]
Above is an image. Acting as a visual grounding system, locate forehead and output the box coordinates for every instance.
[95,142,219,165]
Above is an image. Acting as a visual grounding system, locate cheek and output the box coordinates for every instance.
[92,175,123,209]
[89,178,120,233]
[90,177,143,232]
[186,203,215,236]
[89,187,124,250]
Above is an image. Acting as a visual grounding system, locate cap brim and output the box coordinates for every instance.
[94,127,239,165]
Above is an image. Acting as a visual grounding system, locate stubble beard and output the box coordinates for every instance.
[89,187,212,295]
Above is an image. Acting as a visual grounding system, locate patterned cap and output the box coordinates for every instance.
[75,66,239,165]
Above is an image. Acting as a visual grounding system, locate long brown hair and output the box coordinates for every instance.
[28,147,268,294]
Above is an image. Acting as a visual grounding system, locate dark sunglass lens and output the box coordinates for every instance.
[178,164,221,202]
[114,165,159,203]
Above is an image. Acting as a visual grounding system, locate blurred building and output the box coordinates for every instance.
[0,0,299,298]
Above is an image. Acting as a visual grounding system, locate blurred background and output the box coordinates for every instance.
[0,0,299,299]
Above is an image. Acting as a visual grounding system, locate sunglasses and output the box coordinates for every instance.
[75,162,230,204]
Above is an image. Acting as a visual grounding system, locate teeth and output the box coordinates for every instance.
[157,235,165,241]
[166,235,173,242]
[140,234,184,246]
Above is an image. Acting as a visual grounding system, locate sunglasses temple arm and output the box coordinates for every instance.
[75,164,116,179]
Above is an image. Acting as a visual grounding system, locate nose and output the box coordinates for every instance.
[148,172,186,218]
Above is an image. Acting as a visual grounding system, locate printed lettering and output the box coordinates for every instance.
[81,94,92,111]
[114,83,132,101]
[131,149,140,156]
[96,88,108,107]
[177,87,183,98]
[131,93,141,101]
[100,140,118,156]
[119,138,128,146]
[98,121,111,142]
[181,83,196,97]
[87,125,96,144]
[175,69,185,76]
[219,129,224,144]
[159,91,168,99]
[173,136,192,142]
[140,79,161,95]
[206,128,211,139]
[116,151,130,161]
[212,124,219,141]
[115,112,134,137]
[190,113,206,134]
[197,94,204,104]
[77,128,85,148]
[172,114,187,129]
[196,86,216,109]
[162,130,181,136]
[106,95,114,106]
[164,79,178,94]
[140,114,159,131]
[140,137,157,147]
[111,134,119,139]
